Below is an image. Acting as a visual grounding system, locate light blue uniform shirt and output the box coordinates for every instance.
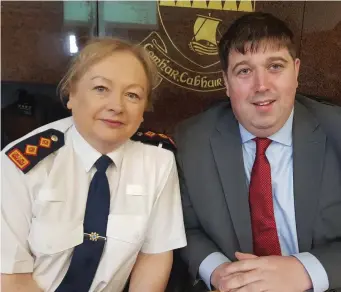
[199,110,329,291]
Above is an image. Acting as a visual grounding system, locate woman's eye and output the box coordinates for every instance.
[93,85,108,93]
[126,92,139,100]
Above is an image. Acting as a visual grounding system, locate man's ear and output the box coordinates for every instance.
[222,71,230,97]
[294,58,301,88]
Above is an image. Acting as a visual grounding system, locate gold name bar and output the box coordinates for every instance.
[159,0,255,12]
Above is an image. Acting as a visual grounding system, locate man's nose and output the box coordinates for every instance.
[253,70,270,93]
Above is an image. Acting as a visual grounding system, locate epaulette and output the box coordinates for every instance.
[5,129,65,174]
[131,130,176,152]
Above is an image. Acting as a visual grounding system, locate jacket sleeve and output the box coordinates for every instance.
[174,127,222,280]
[297,95,341,288]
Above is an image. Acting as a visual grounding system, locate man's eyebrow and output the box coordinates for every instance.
[231,56,289,72]
[231,60,250,72]
[266,56,289,63]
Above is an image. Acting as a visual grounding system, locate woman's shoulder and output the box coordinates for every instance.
[128,130,176,167]
[130,130,176,157]
[2,117,73,174]
[2,117,73,152]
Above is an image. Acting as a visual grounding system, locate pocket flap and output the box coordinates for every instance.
[28,219,83,254]
[37,188,66,202]
[126,185,146,196]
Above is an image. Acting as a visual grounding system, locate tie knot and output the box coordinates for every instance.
[254,137,272,155]
[95,155,113,172]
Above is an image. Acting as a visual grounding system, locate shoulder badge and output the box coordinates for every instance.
[131,130,176,152]
[5,129,65,174]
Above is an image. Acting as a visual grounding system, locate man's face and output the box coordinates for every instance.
[223,43,300,137]
[67,50,148,153]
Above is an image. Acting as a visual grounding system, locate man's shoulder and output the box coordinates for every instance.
[296,95,341,155]
[296,94,341,120]
[175,100,232,136]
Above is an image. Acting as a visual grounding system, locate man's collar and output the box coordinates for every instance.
[239,109,294,146]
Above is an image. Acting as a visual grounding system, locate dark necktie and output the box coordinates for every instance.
[249,138,281,256]
[56,155,113,292]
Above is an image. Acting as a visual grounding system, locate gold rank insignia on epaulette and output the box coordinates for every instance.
[131,130,176,152]
[5,129,65,174]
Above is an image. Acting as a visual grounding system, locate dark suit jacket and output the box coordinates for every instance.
[174,95,341,291]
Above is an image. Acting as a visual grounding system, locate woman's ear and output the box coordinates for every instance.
[66,97,73,110]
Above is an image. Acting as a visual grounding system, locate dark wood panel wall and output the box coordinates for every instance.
[2,1,340,135]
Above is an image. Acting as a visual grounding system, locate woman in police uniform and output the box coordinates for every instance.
[1,38,186,292]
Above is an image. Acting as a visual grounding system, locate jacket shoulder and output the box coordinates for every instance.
[296,94,341,118]
[175,100,232,138]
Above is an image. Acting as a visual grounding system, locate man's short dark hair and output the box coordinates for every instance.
[218,12,297,72]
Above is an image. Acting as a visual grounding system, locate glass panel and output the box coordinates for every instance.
[103,1,156,27]
[1,0,97,148]
[98,0,158,38]
[1,1,97,84]
[64,1,93,23]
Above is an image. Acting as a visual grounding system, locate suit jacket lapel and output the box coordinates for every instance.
[210,109,253,253]
[293,101,326,252]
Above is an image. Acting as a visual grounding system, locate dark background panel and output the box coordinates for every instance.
[141,1,307,133]
[1,0,340,145]
[298,1,341,104]
[2,1,72,84]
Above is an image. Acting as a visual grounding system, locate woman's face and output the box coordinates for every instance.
[67,50,149,153]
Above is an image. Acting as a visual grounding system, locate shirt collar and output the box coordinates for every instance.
[71,125,126,172]
[239,109,294,146]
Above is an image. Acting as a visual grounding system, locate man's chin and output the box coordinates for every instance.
[250,120,280,137]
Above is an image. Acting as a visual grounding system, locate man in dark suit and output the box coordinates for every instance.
[175,12,341,292]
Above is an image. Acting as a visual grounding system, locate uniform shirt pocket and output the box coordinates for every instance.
[33,188,68,219]
[28,219,83,255]
[106,214,147,244]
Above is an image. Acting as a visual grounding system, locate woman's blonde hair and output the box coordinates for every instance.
[58,37,158,111]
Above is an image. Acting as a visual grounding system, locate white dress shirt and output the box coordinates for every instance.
[1,117,187,292]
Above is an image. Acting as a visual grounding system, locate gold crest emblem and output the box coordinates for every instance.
[158,0,255,68]
[141,0,255,92]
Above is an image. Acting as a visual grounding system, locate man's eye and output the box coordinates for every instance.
[238,68,251,75]
[93,86,108,93]
[269,63,284,70]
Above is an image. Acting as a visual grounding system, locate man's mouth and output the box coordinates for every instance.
[253,100,275,106]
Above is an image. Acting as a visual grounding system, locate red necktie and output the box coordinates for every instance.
[249,137,281,256]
